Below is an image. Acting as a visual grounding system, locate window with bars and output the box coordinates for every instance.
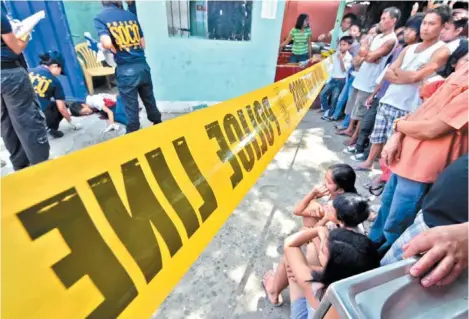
[166,0,253,41]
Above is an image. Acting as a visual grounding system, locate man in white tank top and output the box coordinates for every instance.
[338,7,400,146]
[356,5,452,171]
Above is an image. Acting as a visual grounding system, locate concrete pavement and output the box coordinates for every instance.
[153,110,381,319]
[0,106,381,318]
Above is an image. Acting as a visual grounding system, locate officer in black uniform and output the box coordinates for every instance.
[1,9,49,170]
[94,0,161,134]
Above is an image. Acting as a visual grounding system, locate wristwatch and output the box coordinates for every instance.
[392,118,402,132]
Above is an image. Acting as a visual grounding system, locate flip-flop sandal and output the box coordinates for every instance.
[262,271,283,307]
[369,181,386,196]
[336,131,352,136]
[343,139,356,146]
[334,124,346,130]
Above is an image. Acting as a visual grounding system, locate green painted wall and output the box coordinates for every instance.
[63,0,102,45]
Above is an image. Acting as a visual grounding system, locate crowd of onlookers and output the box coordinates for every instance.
[271,2,468,318]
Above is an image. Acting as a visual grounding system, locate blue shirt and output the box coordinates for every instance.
[29,66,65,110]
[94,5,145,65]
[1,11,19,62]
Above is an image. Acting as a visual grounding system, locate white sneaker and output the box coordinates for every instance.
[350,153,366,161]
[342,145,356,154]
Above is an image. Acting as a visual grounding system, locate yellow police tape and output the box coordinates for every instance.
[2,58,330,319]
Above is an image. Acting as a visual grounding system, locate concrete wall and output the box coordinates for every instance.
[137,1,286,106]
[63,0,102,45]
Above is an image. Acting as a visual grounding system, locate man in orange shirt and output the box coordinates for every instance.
[369,60,468,255]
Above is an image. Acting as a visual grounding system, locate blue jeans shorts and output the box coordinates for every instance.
[291,298,315,319]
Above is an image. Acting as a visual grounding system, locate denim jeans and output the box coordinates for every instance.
[116,61,162,133]
[331,74,355,121]
[1,67,49,170]
[320,78,346,113]
[369,173,431,256]
[289,53,309,63]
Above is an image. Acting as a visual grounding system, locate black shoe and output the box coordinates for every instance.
[48,129,64,138]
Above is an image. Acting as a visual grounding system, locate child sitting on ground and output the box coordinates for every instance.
[283,228,380,318]
[263,192,370,306]
[293,164,357,228]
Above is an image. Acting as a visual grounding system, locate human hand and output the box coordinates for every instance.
[411,2,419,16]
[318,34,326,42]
[70,122,83,131]
[403,223,468,287]
[102,123,119,133]
[427,0,438,9]
[382,134,402,166]
[365,95,374,109]
[305,202,325,218]
[312,185,330,198]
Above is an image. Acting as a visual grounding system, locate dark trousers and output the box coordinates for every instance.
[356,97,379,155]
[320,78,346,113]
[116,61,162,134]
[44,101,63,130]
[1,67,50,170]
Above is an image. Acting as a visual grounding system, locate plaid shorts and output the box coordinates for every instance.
[381,211,429,266]
[370,103,410,144]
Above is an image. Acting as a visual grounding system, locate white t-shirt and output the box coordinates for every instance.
[330,51,353,78]
[446,38,461,54]
[330,28,349,47]
[85,93,116,111]
[353,32,397,93]
[380,41,445,112]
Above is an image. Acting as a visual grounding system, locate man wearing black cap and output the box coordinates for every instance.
[1,9,50,170]
[29,51,82,138]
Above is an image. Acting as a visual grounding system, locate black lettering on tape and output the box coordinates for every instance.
[246,105,268,155]
[223,114,255,172]
[305,77,314,92]
[253,101,274,146]
[173,137,218,221]
[313,68,321,85]
[89,159,184,284]
[310,71,319,89]
[206,121,243,189]
[17,188,138,319]
[237,109,262,161]
[145,150,200,238]
[299,79,309,108]
[289,82,299,112]
[305,77,311,91]
[262,97,281,136]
